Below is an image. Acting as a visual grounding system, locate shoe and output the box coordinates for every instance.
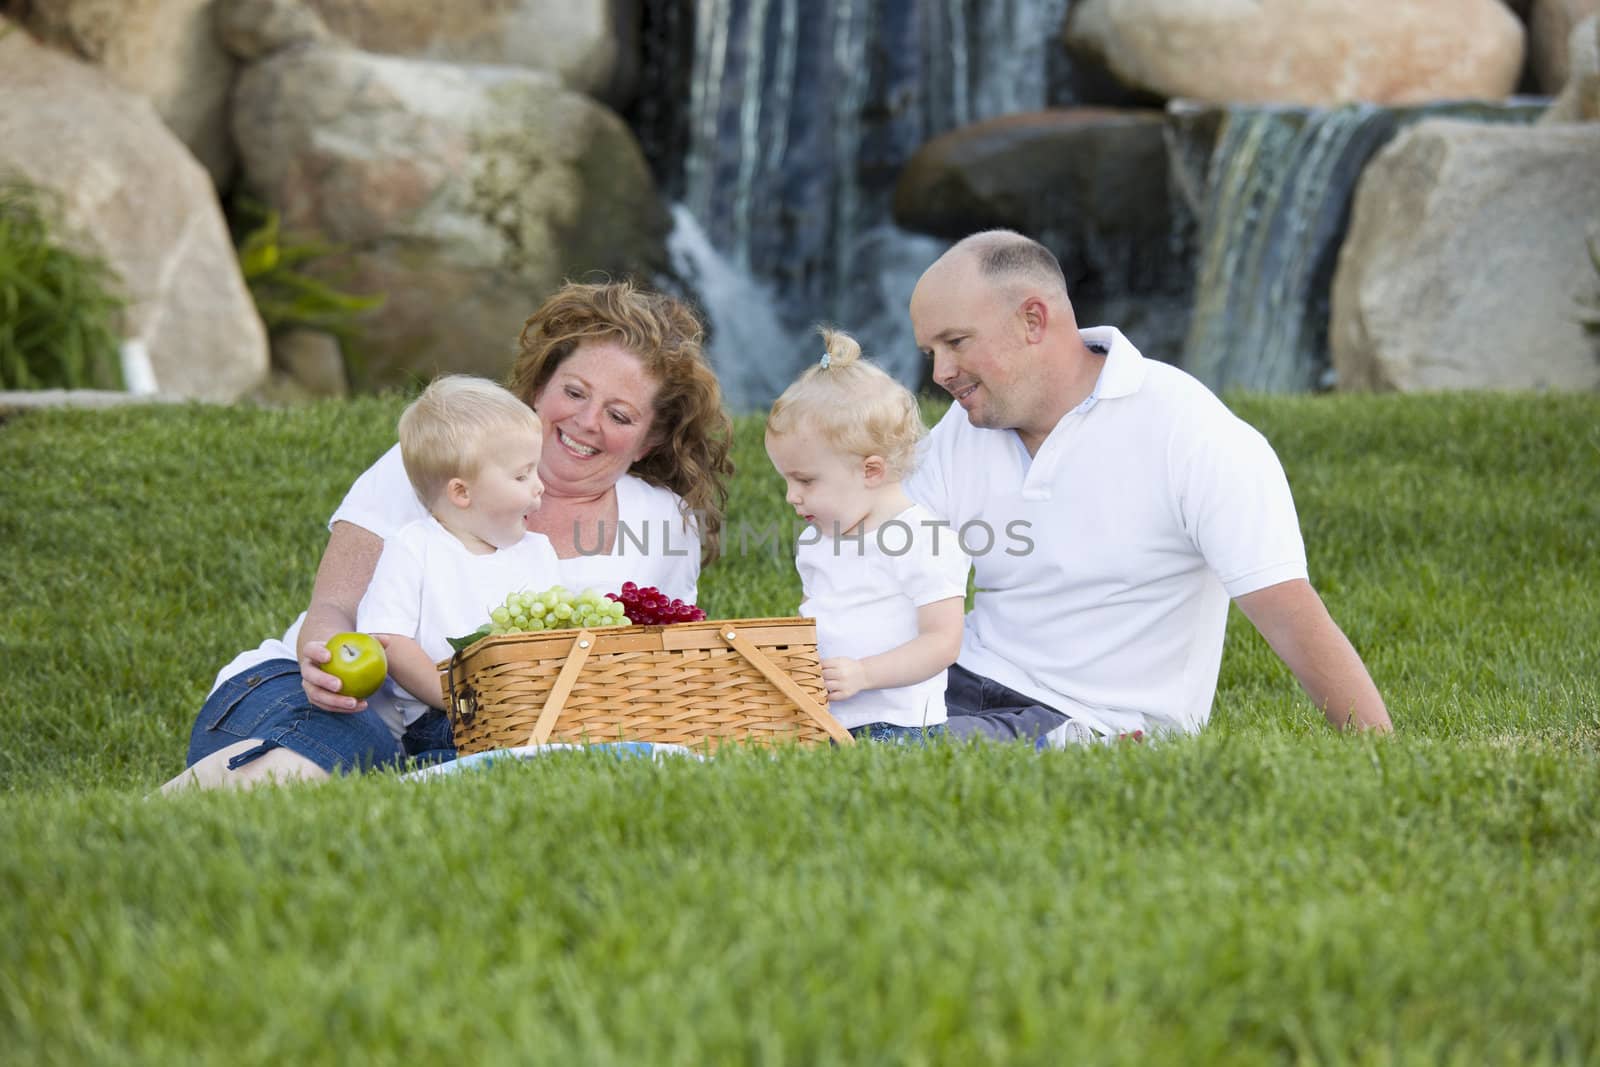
[1037,719,1097,749]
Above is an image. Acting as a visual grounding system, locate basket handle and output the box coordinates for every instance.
[719,627,853,745]
[527,629,596,746]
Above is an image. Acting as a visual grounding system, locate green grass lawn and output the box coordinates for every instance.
[2,392,1598,1064]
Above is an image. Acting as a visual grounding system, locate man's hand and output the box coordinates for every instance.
[821,657,869,703]
[1234,579,1392,732]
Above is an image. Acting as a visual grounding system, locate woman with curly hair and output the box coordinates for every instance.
[166,280,734,790]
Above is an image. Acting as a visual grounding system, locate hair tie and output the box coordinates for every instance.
[819,352,831,369]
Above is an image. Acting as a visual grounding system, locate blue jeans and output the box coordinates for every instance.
[847,722,947,744]
[942,663,1068,743]
[187,659,455,774]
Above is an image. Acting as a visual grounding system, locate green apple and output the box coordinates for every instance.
[324,632,387,699]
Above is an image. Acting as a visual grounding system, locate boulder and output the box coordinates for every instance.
[1064,0,1525,106]
[232,45,670,386]
[273,328,347,397]
[216,0,635,105]
[7,0,237,186]
[215,0,333,60]
[1330,119,1600,392]
[891,108,1192,362]
[1531,0,1600,92]
[1541,14,1600,121]
[893,109,1170,252]
[0,21,268,401]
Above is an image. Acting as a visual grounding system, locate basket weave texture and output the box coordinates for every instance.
[442,617,851,753]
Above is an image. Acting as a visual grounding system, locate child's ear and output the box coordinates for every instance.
[446,477,472,510]
[862,455,888,486]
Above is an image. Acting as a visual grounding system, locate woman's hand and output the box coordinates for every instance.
[300,635,393,713]
[300,639,368,713]
[821,657,868,702]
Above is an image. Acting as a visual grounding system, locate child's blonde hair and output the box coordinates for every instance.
[398,375,542,506]
[765,327,925,478]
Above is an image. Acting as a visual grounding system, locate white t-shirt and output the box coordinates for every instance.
[357,516,562,739]
[796,504,970,730]
[332,444,701,603]
[209,444,700,694]
[904,326,1308,737]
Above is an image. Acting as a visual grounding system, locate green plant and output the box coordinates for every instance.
[233,199,384,346]
[0,180,125,391]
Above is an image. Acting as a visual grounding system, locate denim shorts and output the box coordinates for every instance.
[187,659,410,775]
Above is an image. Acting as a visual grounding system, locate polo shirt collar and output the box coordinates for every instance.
[1079,326,1146,401]
[1013,327,1147,498]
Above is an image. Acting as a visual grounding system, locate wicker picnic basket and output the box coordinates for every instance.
[440,617,852,753]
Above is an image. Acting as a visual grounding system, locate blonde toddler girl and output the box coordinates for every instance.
[764,329,969,742]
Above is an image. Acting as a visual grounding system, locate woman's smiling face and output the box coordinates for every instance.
[532,340,661,497]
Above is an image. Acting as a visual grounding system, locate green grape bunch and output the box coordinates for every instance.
[487,585,630,636]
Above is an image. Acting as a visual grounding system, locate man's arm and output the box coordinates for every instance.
[1234,578,1392,733]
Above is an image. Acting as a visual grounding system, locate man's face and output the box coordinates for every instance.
[910,261,1028,431]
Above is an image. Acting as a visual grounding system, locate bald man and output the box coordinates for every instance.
[903,230,1390,744]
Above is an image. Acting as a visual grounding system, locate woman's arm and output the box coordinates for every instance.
[820,597,964,703]
[296,521,385,712]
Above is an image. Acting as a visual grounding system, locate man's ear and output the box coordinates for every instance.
[446,477,472,510]
[1020,296,1049,342]
[862,455,888,486]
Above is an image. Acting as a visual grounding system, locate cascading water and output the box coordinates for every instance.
[1183,105,1399,394]
[646,6,1550,406]
[1183,100,1547,394]
[660,0,1074,410]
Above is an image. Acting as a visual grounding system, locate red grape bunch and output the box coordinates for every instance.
[608,582,708,625]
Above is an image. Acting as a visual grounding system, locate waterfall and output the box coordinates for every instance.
[1183,100,1548,394]
[1183,105,1398,394]
[665,0,1074,410]
[666,205,797,408]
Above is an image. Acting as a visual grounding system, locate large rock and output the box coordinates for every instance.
[217,0,635,105]
[891,108,1192,362]
[215,0,333,59]
[896,109,1196,358]
[1064,0,1525,106]
[893,109,1170,249]
[1542,14,1600,121]
[1532,0,1600,92]
[232,45,669,386]
[1330,119,1600,392]
[7,0,237,186]
[0,21,268,401]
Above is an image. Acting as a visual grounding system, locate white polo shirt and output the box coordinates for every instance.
[796,504,970,730]
[904,326,1308,736]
